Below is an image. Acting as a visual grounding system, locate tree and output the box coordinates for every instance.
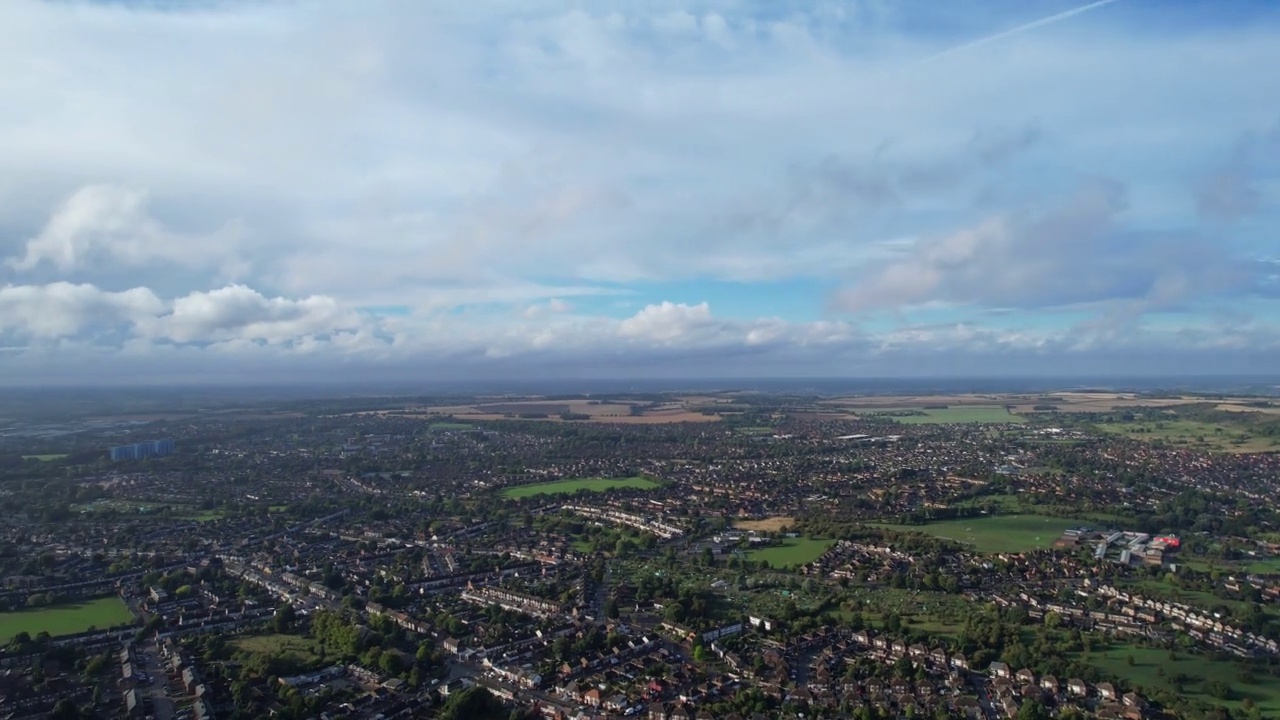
[440,687,506,720]
[1017,700,1050,720]
[273,603,297,633]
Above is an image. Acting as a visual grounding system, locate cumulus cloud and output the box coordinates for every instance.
[0,282,162,338]
[140,285,360,344]
[617,301,716,344]
[6,184,244,275]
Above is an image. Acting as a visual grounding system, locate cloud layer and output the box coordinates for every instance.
[0,0,1278,381]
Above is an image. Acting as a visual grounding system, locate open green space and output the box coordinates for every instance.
[747,537,835,568]
[429,422,474,431]
[72,499,168,514]
[1079,643,1280,714]
[233,634,324,663]
[734,426,775,435]
[857,406,1024,424]
[1119,579,1276,620]
[72,499,224,521]
[872,514,1079,553]
[503,476,659,499]
[1095,419,1280,453]
[0,596,133,642]
[22,454,67,462]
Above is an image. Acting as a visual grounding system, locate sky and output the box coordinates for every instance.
[1,0,1278,384]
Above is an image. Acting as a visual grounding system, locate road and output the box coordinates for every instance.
[139,640,175,720]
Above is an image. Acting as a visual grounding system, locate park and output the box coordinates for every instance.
[502,476,660,499]
[0,596,133,642]
[872,515,1079,553]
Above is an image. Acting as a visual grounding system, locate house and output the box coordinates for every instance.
[648,703,667,720]
[1098,682,1118,700]
[1015,669,1036,686]
[989,662,1011,678]
[1041,675,1059,694]
[1068,678,1088,696]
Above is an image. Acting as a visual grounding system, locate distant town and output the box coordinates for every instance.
[1,387,1279,720]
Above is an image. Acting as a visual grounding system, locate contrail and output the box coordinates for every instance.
[906,0,1123,69]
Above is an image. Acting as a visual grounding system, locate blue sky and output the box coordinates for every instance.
[0,0,1277,382]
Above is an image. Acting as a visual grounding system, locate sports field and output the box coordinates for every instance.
[503,476,659,499]
[0,596,133,642]
[747,538,835,568]
[22,454,67,462]
[872,515,1077,553]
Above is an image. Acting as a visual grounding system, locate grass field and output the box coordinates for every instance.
[1095,419,1280,453]
[857,406,1024,424]
[734,426,775,435]
[1080,643,1280,714]
[72,499,222,521]
[429,422,474,431]
[22,454,67,462]
[0,596,133,642]
[733,516,797,532]
[503,476,659,499]
[748,537,835,568]
[872,515,1079,553]
[233,634,324,663]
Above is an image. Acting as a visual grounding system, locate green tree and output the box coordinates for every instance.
[440,687,506,720]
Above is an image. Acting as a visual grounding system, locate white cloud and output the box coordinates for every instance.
[139,285,359,344]
[836,180,1267,313]
[0,282,162,338]
[0,1,1277,380]
[6,184,244,276]
[618,301,716,344]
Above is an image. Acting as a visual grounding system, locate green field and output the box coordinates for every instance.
[856,406,1024,424]
[734,427,775,435]
[748,537,835,568]
[0,596,133,642]
[1095,419,1280,453]
[503,476,659,499]
[22,454,67,462]
[233,634,324,663]
[872,515,1079,553]
[429,422,474,431]
[72,499,222,521]
[1080,643,1280,714]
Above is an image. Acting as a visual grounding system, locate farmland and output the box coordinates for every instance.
[871,515,1079,553]
[502,476,659,499]
[0,596,133,642]
[747,537,835,568]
